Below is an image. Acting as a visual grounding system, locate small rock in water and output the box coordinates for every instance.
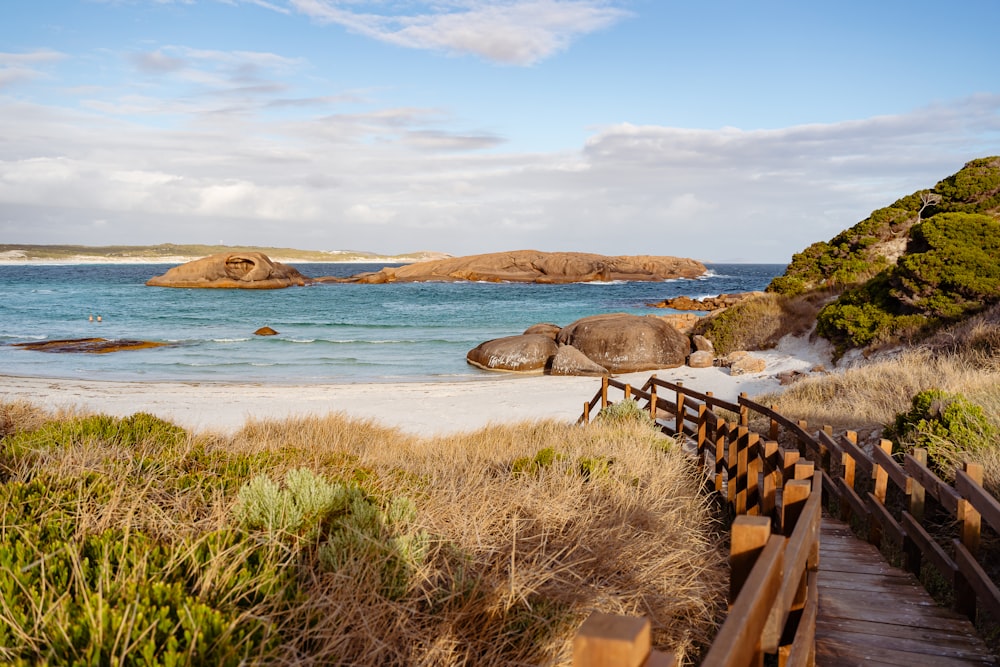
[254,326,279,336]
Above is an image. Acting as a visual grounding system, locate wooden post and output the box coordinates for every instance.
[840,431,857,522]
[955,461,984,620]
[573,612,651,667]
[904,448,927,574]
[797,420,809,459]
[714,418,727,493]
[649,383,658,420]
[747,433,761,516]
[769,405,779,442]
[729,515,772,602]
[869,439,892,546]
[601,375,609,408]
[736,426,749,513]
[728,423,740,503]
[675,382,686,438]
[697,404,708,453]
[782,479,812,537]
[762,440,779,519]
[739,392,749,427]
[583,401,590,424]
[782,450,800,487]
[624,384,632,401]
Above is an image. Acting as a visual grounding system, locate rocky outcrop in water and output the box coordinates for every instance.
[146,252,309,289]
[13,338,167,354]
[326,250,706,284]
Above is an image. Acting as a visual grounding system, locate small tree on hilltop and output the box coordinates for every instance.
[918,191,942,222]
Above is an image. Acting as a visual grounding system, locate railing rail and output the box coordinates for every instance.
[572,374,1000,666]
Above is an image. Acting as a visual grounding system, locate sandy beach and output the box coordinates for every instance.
[0,337,831,437]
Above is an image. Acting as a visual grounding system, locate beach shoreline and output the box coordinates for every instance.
[0,337,831,437]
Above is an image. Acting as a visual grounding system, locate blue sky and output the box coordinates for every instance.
[2,0,999,262]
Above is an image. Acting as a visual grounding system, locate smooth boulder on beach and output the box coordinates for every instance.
[556,313,690,373]
[466,334,559,372]
[146,252,309,289]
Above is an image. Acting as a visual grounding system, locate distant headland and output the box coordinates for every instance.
[0,243,450,265]
[144,250,707,288]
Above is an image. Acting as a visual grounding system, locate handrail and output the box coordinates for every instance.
[573,373,1000,665]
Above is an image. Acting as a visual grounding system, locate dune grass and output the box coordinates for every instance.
[0,406,726,666]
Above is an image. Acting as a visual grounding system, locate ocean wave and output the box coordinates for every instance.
[211,337,251,343]
[0,333,48,341]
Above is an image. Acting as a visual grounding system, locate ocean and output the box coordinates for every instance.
[0,263,785,383]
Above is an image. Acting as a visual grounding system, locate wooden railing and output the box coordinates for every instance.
[572,375,1000,666]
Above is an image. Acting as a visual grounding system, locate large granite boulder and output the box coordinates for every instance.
[466,334,558,373]
[549,345,609,376]
[146,253,309,289]
[327,250,705,284]
[555,313,689,373]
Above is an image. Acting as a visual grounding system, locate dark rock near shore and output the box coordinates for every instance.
[648,292,766,311]
[13,338,168,354]
[555,313,690,373]
[254,326,279,336]
[146,252,309,289]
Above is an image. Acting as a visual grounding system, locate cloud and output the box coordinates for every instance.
[285,0,631,65]
[1,73,998,261]
[0,50,66,89]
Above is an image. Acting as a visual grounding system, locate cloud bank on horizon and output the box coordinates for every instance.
[1,0,999,263]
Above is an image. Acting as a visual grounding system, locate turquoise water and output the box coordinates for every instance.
[0,263,784,383]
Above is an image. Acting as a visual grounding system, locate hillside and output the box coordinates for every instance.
[768,157,1000,296]
[0,243,450,264]
[694,157,1000,358]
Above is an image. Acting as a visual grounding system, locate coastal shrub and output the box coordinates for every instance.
[3,411,186,459]
[886,389,996,472]
[0,476,289,666]
[511,446,563,475]
[694,292,822,354]
[816,213,1000,354]
[597,398,658,429]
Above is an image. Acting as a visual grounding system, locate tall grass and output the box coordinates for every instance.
[0,408,726,665]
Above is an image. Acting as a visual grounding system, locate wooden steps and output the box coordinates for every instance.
[816,517,997,666]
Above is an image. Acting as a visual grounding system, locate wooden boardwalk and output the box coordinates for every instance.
[816,517,997,666]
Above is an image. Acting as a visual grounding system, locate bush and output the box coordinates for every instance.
[816,213,1000,354]
[695,292,822,354]
[886,389,996,472]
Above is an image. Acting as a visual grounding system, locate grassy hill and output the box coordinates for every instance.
[0,243,449,263]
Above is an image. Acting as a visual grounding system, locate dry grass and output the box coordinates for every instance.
[0,407,726,666]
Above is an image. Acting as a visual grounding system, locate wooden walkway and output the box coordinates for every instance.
[816,517,997,666]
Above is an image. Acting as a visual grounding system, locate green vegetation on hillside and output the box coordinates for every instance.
[769,157,1000,298]
[816,213,1000,354]
[761,157,1000,357]
[0,243,443,262]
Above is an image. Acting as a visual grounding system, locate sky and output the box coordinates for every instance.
[1,1,999,263]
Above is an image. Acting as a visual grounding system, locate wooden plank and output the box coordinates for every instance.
[815,615,985,644]
[867,492,906,545]
[904,453,961,514]
[814,627,998,665]
[782,570,818,667]
[701,536,786,667]
[763,487,821,651]
[901,512,958,582]
[837,432,874,476]
[836,477,869,524]
[954,539,1000,622]
[956,468,1000,535]
[870,443,912,495]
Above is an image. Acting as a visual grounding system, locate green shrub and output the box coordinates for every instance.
[597,398,657,428]
[886,389,997,472]
[511,446,563,475]
[816,212,1000,354]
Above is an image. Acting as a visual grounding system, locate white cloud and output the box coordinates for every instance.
[0,50,66,88]
[285,0,631,65]
[1,77,999,261]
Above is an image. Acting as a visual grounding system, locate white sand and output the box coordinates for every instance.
[0,337,832,437]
